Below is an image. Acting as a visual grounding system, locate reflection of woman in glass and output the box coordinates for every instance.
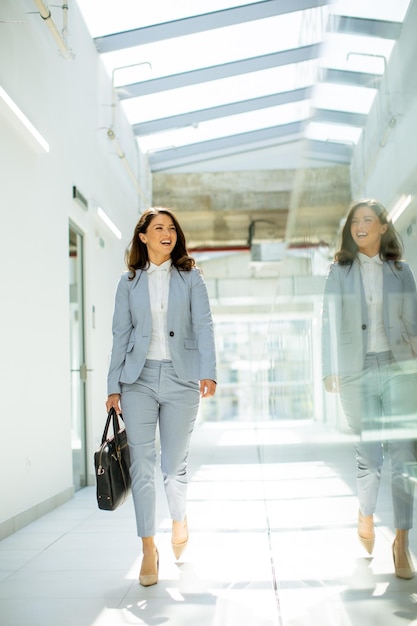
[322,199,417,579]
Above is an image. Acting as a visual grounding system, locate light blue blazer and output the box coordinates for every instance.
[107,266,217,395]
[322,259,417,378]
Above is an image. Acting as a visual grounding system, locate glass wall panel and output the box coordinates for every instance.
[200,317,313,422]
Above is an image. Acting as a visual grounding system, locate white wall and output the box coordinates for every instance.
[0,0,150,537]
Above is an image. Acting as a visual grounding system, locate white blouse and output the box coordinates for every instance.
[358,252,391,354]
[146,259,172,360]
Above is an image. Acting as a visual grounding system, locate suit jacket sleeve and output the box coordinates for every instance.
[321,263,341,379]
[107,273,134,395]
[395,263,417,357]
[190,269,217,381]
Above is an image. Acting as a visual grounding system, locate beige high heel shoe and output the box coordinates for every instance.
[392,541,415,579]
[172,517,189,560]
[139,548,159,587]
[358,511,375,555]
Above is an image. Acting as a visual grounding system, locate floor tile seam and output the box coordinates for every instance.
[11,514,100,537]
[0,544,55,551]
[0,593,133,600]
[115,578,138,607]
[0,571,141,586]
[0,571,18,585]
[253,425,285,626]
[0,528,137,576]
[0,538,69,578]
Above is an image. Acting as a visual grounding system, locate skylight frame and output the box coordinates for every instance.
[75,0,412,167]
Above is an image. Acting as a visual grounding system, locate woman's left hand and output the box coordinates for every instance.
[200,379,217,398]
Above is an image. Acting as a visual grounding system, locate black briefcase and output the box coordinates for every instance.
[94,408,131,511]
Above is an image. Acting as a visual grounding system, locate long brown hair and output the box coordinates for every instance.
[125,207,195,279]
[335,198,403,267]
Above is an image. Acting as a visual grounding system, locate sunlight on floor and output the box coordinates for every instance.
[1,419,417,626]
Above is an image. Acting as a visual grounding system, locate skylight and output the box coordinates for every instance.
[75,0,412,167]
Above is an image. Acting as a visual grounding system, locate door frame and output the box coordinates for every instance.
[69,220,88,489]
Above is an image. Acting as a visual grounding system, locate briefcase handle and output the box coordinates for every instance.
[101,407,126,446]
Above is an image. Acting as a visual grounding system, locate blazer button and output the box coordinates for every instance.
[361,324,367,330]
[169,331,174,337]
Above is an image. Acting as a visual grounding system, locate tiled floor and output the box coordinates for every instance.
[1,419,417,626]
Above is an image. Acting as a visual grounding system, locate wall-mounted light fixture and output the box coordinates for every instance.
[388,194,412,223]
[0,86,49,152]
[72,186,88,211]
[97,207,122,239]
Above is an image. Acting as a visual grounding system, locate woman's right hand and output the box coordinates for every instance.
[324,375,340,393]
[106,393,121,413]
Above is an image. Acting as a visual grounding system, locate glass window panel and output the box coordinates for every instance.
[306,121,362,144]
[320,34,395,74]
[122,62,317,122]
[102,10,324,82]
[199,317,314,423]
[313,82,376,114]
[330,0,412,22]
[137,101,310,153]
[77,0,262,36]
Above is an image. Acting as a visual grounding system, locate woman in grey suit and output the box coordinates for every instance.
[322,199,417,579]
[106,207,217,587]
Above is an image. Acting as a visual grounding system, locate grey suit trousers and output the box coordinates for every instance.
[121,359,200,537]
[340,351,417,529]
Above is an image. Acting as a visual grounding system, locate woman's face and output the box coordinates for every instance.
[350,205,387,257]
[139,213,177,264]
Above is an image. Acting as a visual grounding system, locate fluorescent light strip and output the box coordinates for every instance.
[388,194,412,223]
[0,86,49,152]
[97,207,122,239]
